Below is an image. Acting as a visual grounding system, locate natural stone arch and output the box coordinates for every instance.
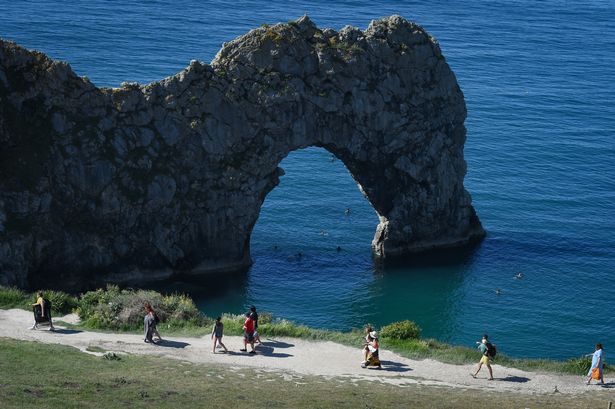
[0,15,484,289]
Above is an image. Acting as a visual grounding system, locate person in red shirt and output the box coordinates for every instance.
[240,313,256,354]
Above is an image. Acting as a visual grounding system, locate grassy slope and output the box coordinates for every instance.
[0,338,610,409]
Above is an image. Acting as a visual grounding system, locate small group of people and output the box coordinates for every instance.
[209,305,262,354]
[141,302,262,354]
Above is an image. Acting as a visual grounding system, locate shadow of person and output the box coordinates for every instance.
[256,345,293,358]
[599,382,614,388]
[261,339,295,348]
[155,339,190,349]
[378,360,412,373]
[51,329,83,335]
[497,376,531,383]
[221,351,243,356]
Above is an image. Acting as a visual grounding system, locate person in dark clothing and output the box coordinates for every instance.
[143,302,159,344]
[249,306,261,344]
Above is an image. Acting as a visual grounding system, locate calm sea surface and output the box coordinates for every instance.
[2,0,614,359]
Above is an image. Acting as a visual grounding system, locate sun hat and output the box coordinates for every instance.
[369,331,378,339]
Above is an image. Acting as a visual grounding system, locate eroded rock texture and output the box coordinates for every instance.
[0,15,484,289]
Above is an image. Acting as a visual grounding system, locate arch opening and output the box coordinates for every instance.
[248,146,380,263]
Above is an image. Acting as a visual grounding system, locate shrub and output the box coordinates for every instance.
[0,287,29,309]
[76,286,207,330]
[259,312,273,325]
[45,290,79,315]
[0,286,77,314]
[380,320,421,340]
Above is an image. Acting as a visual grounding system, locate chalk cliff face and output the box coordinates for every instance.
[0,15,484,289]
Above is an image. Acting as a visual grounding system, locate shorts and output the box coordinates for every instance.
[244,331,255,343]
[480,355,491,365]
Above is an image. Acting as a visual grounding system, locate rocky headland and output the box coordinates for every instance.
[0,15,484,289]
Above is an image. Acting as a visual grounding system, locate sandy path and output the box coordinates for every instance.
[0,309,606,395]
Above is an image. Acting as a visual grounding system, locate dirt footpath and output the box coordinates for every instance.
[1,309,609,396]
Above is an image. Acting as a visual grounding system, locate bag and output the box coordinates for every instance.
[591,367,601,380]
[154,313,160,325]
[486,342,497,358]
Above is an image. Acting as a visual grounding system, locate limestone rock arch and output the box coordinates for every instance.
[0,15,484,289]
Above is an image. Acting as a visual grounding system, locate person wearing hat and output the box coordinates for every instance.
[361,331,380,368]
[362,325,374,363]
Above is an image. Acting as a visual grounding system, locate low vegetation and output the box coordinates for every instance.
[379,319,421,340]
[0,285,609,376]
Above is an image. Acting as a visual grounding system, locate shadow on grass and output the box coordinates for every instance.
[379,361,412,373]
[497,376,530,383]
[262,339,295,348]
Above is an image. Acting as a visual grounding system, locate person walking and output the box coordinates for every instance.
[211,316,228,353]
[240,313,256,354]
[143,302,159,344]
[472,334,495,380]
[29,291,55,331]
[249,306,262,344]
[586,343,605,385]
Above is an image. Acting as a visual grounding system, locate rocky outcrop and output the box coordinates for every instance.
[0,15,484,289]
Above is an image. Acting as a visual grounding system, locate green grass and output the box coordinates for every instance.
[1,285,609,377]
[0,286,30,309]
[0,338,610,409]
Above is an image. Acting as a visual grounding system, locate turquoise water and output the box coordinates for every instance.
[2,1,614,359]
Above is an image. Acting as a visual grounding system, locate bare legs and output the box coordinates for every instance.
[212,336,228,353]
[472,361,493,380]
[241,337,255,353]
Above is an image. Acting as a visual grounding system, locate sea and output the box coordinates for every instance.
[1,0,614,360]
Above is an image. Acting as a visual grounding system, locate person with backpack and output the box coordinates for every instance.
[472,334,495,380]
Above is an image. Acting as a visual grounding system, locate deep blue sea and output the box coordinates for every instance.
[2,0,614,359]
